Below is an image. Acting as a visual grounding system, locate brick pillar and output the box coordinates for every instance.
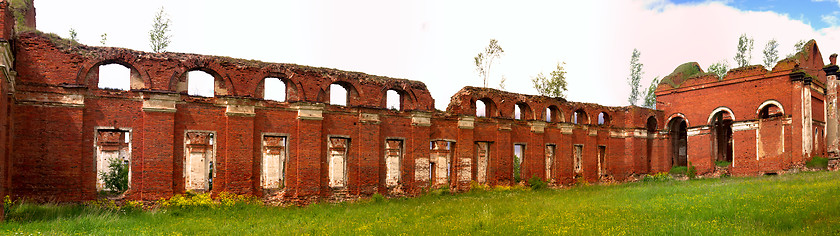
[140,93,178,200]
[824,64,839,158]
[356,113,380,195]
[528,121,547,180]
[407,112,431,193]
[222,98,255,195]
[291,103,323,197]
[456,116,475,189]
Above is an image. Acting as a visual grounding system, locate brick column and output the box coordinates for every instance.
[291,103,324,197]
[222,98,255,195]
[140,93,178,200]
[823,63,839,158]
[356,112,380,195]
[455,116,474,189]
[407,112,431,193]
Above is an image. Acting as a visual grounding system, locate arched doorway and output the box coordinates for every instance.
[710,110,734,163]
[645,116,657,173]
[668,117,688,167]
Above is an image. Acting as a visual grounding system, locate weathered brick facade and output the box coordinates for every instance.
[0,1,833,213]
[656,40,835,176]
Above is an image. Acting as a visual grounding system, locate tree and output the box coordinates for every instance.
[787,40,808,58]
[100,33,108,46]
[474,39,504,88]
[763,39,778,69]
[149,7,172,53]
[531,62,568,99]
[68,28,78,42]
[708,60,729,80]
[734,34,754,67]
[642,76,660,109]
[627,48,643,106]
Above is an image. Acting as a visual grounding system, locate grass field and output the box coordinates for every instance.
[2,171,840,235]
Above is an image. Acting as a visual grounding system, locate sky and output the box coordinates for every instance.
[34,0,840,110]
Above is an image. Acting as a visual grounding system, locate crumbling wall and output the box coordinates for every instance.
[656,41,828,176]
[5,23,671,204]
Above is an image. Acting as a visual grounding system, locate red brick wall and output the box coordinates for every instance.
[3,29,673,204]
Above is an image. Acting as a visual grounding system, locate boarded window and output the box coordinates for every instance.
[185,131,215,191]
[328,137,349,188]
[96,129,131,191]
[429,140,452,185]
[476,142,491,184]
[573,144,583,174]
[598,146,606,177]
[261,135,286,189]
[385,139,403,187]
[545,144,556,181]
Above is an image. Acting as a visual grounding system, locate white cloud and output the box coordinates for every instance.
[823,12,839,26]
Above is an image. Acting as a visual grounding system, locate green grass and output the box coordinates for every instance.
[806,156,829,169]
[669,166,688,175]
[715,160,732,167]
[3,171,840,235]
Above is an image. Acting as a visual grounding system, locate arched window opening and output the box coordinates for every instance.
[711,111,734,164]
[758,104,782,119]
[264,77,286,102]
[515,103,531,120]
[187,70,215,97]
[545,106,561,123]
[598,112,610,125]
[98,64,130,90]
[386,90,401,110]
[573,109,588,124]
[545,108,552,122]
[515,105,522,120]
[330,83,348,106]
[476,100,486,117]
[668,117,688,167]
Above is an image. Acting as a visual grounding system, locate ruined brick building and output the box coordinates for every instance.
[0,1,835,215]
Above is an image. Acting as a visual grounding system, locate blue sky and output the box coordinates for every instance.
[671,0,840,29]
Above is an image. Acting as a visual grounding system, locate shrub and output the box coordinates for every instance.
[806,156,829,169]
[715,161,731,167]
[157,191,258,209]
[669,166,688,175]
[370,193,385,203]
[469,181,487,192]
[513,155,521,183]
[99,158,129,194]
[528,176,547,190]
[687,162,697,179]
[642,172,672,182]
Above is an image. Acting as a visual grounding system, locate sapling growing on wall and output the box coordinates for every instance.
[532,62,569,99]
[734,34,754,67]
[149,7,172,53]
[474,39,504,88]
[763,39,779,69]
[627,49,643,105]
